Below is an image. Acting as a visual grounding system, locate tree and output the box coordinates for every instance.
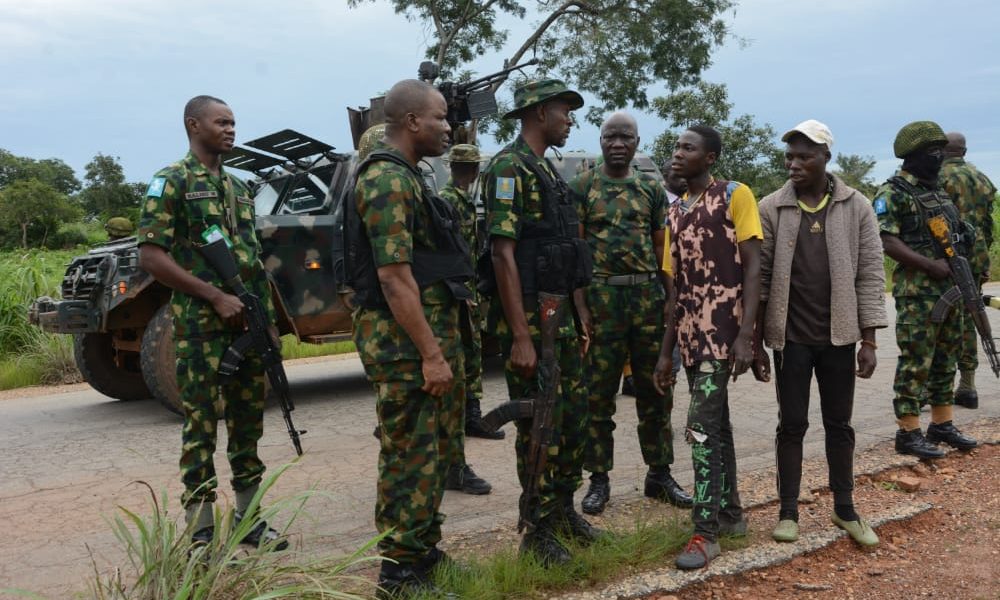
[649,81,786,197]
[0,179,81,248]
[77,153,143,220]
[834,153,878,198]
[348,1,734,129]
[0,149,81,195]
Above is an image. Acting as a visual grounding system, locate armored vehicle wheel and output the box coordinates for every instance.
[73,332,150,402]
[141,304,182,416]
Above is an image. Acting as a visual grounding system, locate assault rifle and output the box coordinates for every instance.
[927,214,1000,377]
[418,58,539,131]
[480,291,566,532]
[198,234,305,455]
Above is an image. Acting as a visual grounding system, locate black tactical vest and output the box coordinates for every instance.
[888,176,974,258]
[478,147,592,296]
[346,150,473,310]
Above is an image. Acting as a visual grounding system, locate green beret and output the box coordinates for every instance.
[502,79,584,120]
[446,144,484,163]
[893,121,947,158]
[105,217,133,237]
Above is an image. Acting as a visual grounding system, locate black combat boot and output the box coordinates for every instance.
[953,389,979,409]
[235,511,289,551]
[644,467,694,508]
[519,514,572,567]
[444,463,493,495]
[620,375,636,397]
[376,560,436,599]
[465,395,505,439]
[581,472,610,515]
[926,421,978,450]
[557,497,604,545]
[894,428,945,459]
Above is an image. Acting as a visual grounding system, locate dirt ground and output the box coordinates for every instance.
[650,443,1000,600]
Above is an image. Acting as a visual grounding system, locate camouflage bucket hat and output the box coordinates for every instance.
[502,79,584,120]
[893,121,947,158]
[105,217,133,237]
[446,144,486,163]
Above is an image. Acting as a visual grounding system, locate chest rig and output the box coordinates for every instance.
[346,150,473,309]
[888,176,974,258]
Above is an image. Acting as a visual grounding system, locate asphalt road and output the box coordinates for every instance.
[2,290,999,597]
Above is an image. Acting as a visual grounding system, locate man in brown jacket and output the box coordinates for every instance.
[754,120,887,547]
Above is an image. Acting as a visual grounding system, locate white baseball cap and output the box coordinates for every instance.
[781,119,834,149]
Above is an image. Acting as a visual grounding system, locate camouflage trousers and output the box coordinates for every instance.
[584,280,674,473]
[893,296,962,418]
[364,356,464,565]
[503,335,588,524]
[958,303,978,372]
[685,359,743,540]
[460,299,483,401]
[176,332,266,508]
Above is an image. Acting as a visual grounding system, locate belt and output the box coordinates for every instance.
[591,272,657,286]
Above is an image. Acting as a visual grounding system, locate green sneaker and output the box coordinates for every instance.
[831,513,879,547]
[771,519,798,542]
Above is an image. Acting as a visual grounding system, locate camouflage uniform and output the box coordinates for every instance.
[873,170,964,418]
[351,141,464,566]
[569,168,674,474]
[939,157,996,373]
[138,151,275,509]
[483,135,588,524]
[439,180,483,404]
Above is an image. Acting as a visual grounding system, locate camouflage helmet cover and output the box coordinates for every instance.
[893,121,947,158]
[502,79,584,120]
[358,123,387,160]
[445,144,485,163]
[105,217,134,237]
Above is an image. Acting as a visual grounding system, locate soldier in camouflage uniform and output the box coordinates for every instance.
[872,121,979,459]
[939,132,996,409]
[137,95,285,550]
[349,80,468,597]
[440,144,505,442]
[572,112,692,517]
[482,79,600,566]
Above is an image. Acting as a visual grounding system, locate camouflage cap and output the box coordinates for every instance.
[445,144,485,163]
[502,79,584,120]
[358,123,386,160]
[893,120,947,158]
[105,217,133,237]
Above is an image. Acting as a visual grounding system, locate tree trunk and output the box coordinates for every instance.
[20,222,27,248]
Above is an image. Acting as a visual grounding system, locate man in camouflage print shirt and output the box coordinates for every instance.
[482,78,599,566]
[350,80,466,598]
[138,95,285,550]
[572,112,692,517]
[939,131,996,409]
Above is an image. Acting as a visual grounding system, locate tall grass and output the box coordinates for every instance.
[83,464,380,600]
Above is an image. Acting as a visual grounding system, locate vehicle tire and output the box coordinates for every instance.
[73,332,150,402]
[141,304,182,416]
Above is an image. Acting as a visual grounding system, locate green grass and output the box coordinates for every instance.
[281,338,355,361]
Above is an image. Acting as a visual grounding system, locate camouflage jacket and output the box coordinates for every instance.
[570,167,666,276]
[138,151,274,337]
[439,180,478,266]
[873,170,959,298]
[939,157,995,277]
[351,141,461,370]
[482,135,575,340]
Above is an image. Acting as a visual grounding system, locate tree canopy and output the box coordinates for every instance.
[0,149,80,196]
[833,153,878,198]
[649,81,785,197]
[77,153,144,221]
[0,179,81,249]
[349,0,735,128]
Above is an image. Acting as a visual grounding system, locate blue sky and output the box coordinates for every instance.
[2,0,998,188]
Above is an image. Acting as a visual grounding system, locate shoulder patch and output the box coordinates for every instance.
[873,197,888,215]
[495,177,516,200]
[146,177,167,198]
